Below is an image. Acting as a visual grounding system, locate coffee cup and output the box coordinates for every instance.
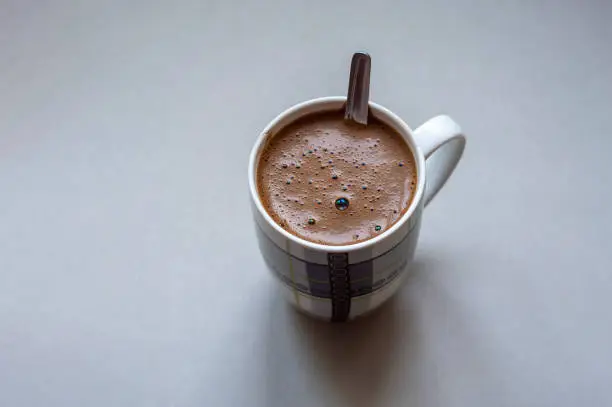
[248,96,465,321]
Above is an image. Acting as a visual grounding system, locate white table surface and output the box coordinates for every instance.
[1,1,611,406]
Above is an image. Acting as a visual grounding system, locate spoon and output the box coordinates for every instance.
[344,52,371,126]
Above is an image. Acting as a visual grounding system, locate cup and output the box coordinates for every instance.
[248,97,465,322]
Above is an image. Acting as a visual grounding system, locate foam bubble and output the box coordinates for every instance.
[335,197,349,211]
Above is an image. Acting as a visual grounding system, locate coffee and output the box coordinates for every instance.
[257,110,417,246]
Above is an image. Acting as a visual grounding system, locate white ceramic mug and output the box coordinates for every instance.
[249,97,465,322]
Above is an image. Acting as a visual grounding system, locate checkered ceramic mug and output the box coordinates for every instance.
[249,97,465,322]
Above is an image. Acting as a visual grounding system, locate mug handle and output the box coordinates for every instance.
[413,115,466,206]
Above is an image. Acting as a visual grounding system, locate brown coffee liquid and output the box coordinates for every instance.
[257,110,417,246]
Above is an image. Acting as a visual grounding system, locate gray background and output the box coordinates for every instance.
[1,1,611,406]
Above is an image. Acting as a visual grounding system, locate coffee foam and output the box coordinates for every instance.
[257,110,416,246]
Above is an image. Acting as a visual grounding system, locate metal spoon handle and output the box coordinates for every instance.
[344,52,371,126]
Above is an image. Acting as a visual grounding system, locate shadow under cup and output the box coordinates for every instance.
[249,97,427,322]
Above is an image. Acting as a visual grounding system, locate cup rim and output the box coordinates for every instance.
[248,96,426,253]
